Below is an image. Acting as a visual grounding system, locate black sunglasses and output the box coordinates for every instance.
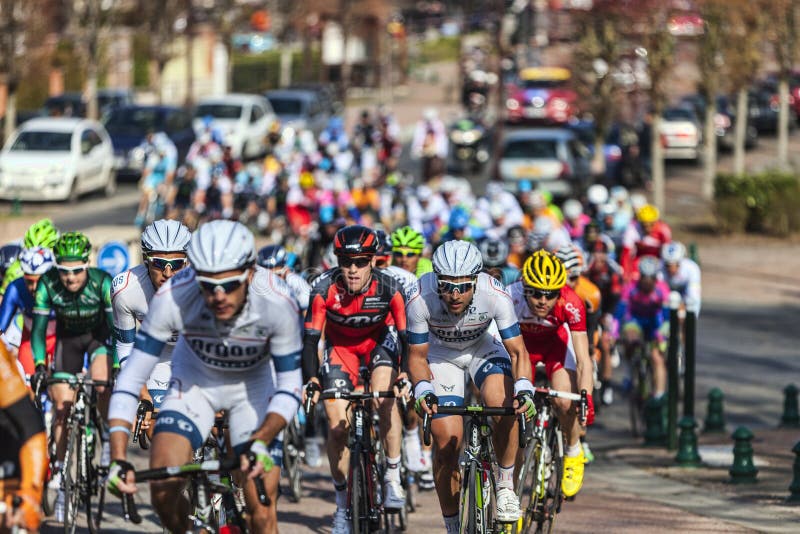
[339,257,372,268]
[524,288,561,300]
[147,257,187,272]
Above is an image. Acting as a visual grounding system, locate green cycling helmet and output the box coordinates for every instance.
[391,226,425,252]
[53,232,92,262]
[24,218,60,249]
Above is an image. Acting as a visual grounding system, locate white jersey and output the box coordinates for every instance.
[664,258,701,314]
[111,264,176,365]
[283,271,311,311]
[382,265,419,298]
[110,266,303,426]
[406,272,521,351]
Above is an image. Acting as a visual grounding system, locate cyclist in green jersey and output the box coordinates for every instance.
[29,231,115,523]
[0,219,60,295]
[391,226,433,278]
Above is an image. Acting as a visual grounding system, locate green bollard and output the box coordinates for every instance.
[789,442,800,503]
[729,426,758,484]
[643,396,667,446]
[675,416,702,466]
[11,196,21,216]
[781,384,800,427]
[688,242,700,265]
[704,388,726,433]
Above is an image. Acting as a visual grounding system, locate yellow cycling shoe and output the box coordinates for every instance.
[561,449,586,498]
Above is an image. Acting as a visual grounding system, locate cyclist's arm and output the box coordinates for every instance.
[261,296,303,435]
[102,274,119,367]
[405,289,432,386]
[570,329,593,400]
[31,279,52,367]
[0,281,22,333]
[110,276,137,366]
[686,261,702,315]
[490,278,531,382]
[388,289,408,371]
[301,291,327,383]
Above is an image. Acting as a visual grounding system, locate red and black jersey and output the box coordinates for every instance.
[302,268,407,381]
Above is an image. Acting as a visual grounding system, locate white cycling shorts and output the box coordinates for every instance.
[154,354,275,452]
[428,333,512,417]
[145,360,172,410]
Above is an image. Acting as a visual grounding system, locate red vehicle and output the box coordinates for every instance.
[505,67,578,126]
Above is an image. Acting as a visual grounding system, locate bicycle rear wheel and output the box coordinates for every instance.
[62,421,81,534]
[628,347,648,438]
[516,439,541,534]
[284,418,303,503]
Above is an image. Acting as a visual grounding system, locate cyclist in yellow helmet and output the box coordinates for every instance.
[621,203,672,279]
[506,250,595,498]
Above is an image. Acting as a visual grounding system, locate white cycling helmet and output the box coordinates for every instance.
[562,199,583,220]
[638,255,662,277]
[554,244,584,275]
[187,220,256,274]
[478,238,509,268]
[19,246,54,275]
[142,219,192,255]
[661,242,686,264]
[587,184,609,205]
[432,240,483,277]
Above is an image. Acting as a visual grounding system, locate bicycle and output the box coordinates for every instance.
[515,387,585,534]
[47,372,110,534]
[304,370,404,534]
[118,454,270,534]
[421,401,527,534]
[282,410,305,503]
[626,338,655,438]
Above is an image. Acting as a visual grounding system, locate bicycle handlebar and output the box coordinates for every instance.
[46,376,111,388]
[422,401,527,449]
[120,453,271,524]
[132,399,154,445]
[532,387,582,402]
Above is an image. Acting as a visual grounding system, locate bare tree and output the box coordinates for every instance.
[763,0,799,168]
[0,0,30,142]
[140,0,184,104]
[696,0,727,200]
[572,0,627,178]
[723,1,763,176]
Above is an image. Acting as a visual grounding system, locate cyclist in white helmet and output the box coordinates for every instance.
[407,240,534,532]
[661,241,701,315]
[110,219,192,441]
[107,220,302,534]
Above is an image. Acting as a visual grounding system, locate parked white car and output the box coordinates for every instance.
[192,94,275,160]
[660,107,702,162]
[0,118,116,202]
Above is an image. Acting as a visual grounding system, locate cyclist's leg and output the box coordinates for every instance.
[468,335,517,469]
[428,354,465,517]
[650,327,668,397]
[87,335,111,420]
[142,360,171,437]
[50,335,84,461]
[149,372,215,533]
[370,328,402,463]
[320,344,356,510]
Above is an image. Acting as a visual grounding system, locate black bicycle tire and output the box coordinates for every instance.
[517,439,541,534]
[537,427,563,534]
[41,461,55,517]
[350,447,368,534]
[62,420,81,534]
[283,421,302,503]
[462,461,479,534]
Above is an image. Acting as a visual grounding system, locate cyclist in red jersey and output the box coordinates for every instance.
[301,225,409,533]
[620,204,671,279]
[507,251,595,498]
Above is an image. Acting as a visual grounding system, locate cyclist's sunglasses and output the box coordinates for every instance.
[524,287,561,300]
[338,256,372,269]
[392,250,420,258]
[438,279,476,295]
[196,271,249,294]
[56,263,88,275]
[147,256,187,272]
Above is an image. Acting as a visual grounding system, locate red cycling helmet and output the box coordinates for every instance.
[333,225,378,257]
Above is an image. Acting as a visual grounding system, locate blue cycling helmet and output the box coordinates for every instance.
[257,244,288,269]
[449,207,470,231]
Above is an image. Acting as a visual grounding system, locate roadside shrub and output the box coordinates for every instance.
[714,171,800,236]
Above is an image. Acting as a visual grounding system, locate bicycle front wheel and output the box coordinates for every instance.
[516,439,542,534]
[350,449,369,534]
[62,422,81,534]
[459,461,483,534]
[284,419,303,503]
[536,429,563,534]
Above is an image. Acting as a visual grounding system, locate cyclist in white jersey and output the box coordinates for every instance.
[256,244,311,311]
[111,219,191,422]
[407,240,534,533]
[661,242,701,315]
[107,220,302,534]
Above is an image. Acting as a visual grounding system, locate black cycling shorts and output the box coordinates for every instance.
[54,325,111,375]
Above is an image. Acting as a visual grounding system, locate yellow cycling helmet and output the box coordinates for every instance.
[636,204,660,224]
[521,250,567,290]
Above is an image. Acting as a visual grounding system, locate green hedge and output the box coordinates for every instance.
[714,171,800,235]
[416,36,460,64]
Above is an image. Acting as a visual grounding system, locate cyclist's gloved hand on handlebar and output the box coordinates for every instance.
[582,394,595,426]
[303,378,321,407]
[513,378,536,419]
[241,439,275,480]
[107,460,137,497]
[393,373,410,399]
[413,381,436,416]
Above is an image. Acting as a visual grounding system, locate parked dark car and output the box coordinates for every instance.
[265,89,330,136]
[748,82,798,134]
[566,119,623,183]
[287,82,341,116]
[678,93,758,151]
[43,89,134,118]
[102,105,195,178]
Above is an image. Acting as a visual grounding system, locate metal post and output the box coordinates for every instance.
[666,305,680,451]
[683,308,697,418]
